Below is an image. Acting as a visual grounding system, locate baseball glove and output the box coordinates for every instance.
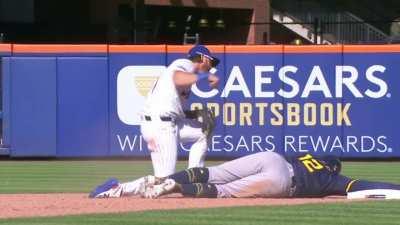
[184,108,216,139]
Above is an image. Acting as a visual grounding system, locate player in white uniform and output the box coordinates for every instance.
[140,45,219,178]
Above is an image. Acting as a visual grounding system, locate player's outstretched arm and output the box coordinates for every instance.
[173,71,199,87]
[332,175,400,199]
[346,179,400,199]
[173,71,219,88]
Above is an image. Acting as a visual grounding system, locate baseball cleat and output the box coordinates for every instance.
[89,178,121,198]
[133,175,157,196]
[143,178,176,199]
[144,175,158,186]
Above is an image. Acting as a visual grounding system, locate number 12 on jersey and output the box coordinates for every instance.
[299,154,324,173]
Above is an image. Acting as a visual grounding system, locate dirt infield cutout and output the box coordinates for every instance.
[0,193,358,219]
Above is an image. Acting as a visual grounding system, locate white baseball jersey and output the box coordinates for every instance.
[143,58,195,118]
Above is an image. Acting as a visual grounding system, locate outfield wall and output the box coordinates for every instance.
[0,44,399,158]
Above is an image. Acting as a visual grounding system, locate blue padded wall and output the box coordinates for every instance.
[56,57,109,157]
[10,57,57,156]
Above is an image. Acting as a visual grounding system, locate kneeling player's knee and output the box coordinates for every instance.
[197,133,208,144]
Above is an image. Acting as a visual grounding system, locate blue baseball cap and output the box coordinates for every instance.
[188,45,220,67]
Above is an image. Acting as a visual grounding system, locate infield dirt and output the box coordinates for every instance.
[0,194,353,219]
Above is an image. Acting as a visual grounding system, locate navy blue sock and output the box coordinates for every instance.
[168,167,209,184]
[180,183,218,198]
[348,180,400,192]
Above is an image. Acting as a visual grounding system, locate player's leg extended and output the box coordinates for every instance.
[214,172,292,198]
[144,179,219,199]
[208,151,292,184]
[89,176,155,198]
[149,172,292,198]
[146,152,294,198]
[119,175,158,197]
[177,118,208,168]
[166,151,287,185]
[141,120,178,177]
[212,153,294,198]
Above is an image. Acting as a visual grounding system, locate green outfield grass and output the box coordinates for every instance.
[0,159,400,194]
[0,160,221,193]
[0,159,400,224]
[0,200,399,225]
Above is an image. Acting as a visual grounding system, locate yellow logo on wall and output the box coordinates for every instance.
[134,76,158,97]
[117,66,165,125]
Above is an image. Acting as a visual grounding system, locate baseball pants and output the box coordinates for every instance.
[141,117,208,177]
[208,152,294,198]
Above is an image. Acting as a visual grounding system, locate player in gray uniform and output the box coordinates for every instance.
[90,152,293,198]
[146,151,295,198]
[90,151,400,199]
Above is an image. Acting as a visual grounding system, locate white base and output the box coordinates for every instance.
[347,189,400,199]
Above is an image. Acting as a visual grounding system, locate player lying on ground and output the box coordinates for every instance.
[89,152,400,199]
[141,44,219,178]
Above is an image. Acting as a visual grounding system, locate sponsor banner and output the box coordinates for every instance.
[109,49,166,156]
[3,45,399,158]
[112,46,399,158]
[342,52,399,157]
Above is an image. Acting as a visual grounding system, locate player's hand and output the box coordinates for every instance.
[208,74,219,89]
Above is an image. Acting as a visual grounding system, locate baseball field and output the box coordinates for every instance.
[0,159,399,225]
